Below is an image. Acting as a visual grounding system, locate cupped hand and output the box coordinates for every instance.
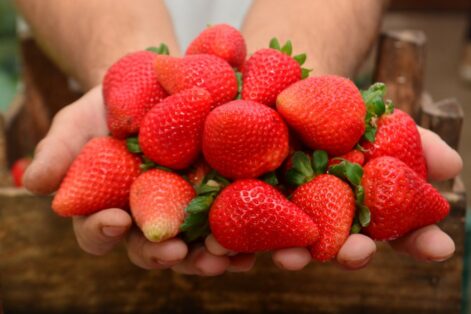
[269,126,462,271]
[23,86,251,275]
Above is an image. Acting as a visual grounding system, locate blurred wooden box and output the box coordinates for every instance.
[0,32,467,313]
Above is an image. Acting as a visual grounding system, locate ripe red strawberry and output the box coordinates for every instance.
[242,39,304,106]
[209,179,319,252]
[186,23,246,69]
[277,75,366,156]
[130,169,195,242]
[362,156,449,240]
[154,54,238,107]
[139,87,213,170]
[52,137,141,217]
[103,50,168,138]
[291,174,355,262]
[362,109,427,179]
[203,100,289,179]
[186,159,212,187]
[11,157,32,187]
[328,150,365,167]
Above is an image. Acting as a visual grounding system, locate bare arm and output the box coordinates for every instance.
[14,0,179,90]
[242,0,389,76]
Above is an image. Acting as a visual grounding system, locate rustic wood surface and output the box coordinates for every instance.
[0,185,465,314]
[374,30,427,121]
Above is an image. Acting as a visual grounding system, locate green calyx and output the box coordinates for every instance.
[269,37,312,79]
[126,137,142,154]
[235,71,243,99]
[327,160,370,233]
[285,150,328,187]
[146,43,170,55]
[361,82,394,143]
[180,170,229,243]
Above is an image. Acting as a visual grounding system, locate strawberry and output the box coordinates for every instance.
[328,149,365,167]
[203,99,289,179]
[209,179,319,252]
[154,54,238,107]
[241,39,307,106]
[292,174,355,261]
[186,23,246,69]
[362,156,449,240]
[276,75,366,156]
[362,109,427,179]
[103,49,168,138]
[139,87,213,170]
[130,169,195,242]
[10,157,32,187]
[186,158,212,187]
[52,137,141,217]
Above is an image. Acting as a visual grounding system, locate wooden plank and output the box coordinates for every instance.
[390,0,471,11]
[0,187,464,314]
[374,30,427,121]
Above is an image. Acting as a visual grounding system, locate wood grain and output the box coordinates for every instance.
[374,30,427,121]
[0,186,465,314]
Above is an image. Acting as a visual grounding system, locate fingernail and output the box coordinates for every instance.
[344,255,373,270]
[102,226,127,237]
[152,258,180,268]
[431,253,454,262]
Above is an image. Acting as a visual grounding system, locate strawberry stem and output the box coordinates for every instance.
[261,172,279,186]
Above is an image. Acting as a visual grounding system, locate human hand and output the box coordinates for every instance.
[265,126,462,271]
[23,86,254,275]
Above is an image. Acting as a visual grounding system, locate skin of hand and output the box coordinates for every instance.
[24,86,462,274]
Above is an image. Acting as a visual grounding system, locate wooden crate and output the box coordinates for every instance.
[0,32,467,313]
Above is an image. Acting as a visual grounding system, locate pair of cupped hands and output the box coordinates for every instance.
[23,86,462,275]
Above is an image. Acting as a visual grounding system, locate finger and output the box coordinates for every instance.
[389,225,455,262]
[126,231,188,270]
[205,234,234,256]
[73,208,132,256]
[23,86,108,195]
[272,247,312,271]
[418,127,463,181]
[228,254,256,272]
[336,234,376,270]
[172,246,230,276]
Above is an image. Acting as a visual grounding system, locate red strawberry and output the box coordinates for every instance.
[362,156,449,240]
[328,150,365,167]
[186,159,212,187]
[130,169,195,242]
[291,174,355,262]
[103,50,168,138]
[11,157,32,187]
[209,179,319,252]
[52,137,141,217]
[277,75,366,156]
[203,100,289,179]
[242,39,304,106]
[154,54,238,107]
[362,109,427,179]
[139,87,212,170]
[186,23,246,69]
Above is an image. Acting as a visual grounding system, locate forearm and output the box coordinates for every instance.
[14,0,179,90]
[242,0,389,76]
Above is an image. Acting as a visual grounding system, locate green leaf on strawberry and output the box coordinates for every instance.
[328,159,371,231]
[146,43,170,55]
[180,171,230,242]
[361,82,394,143]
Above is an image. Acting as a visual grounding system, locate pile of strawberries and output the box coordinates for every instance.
[52,24,450,262]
